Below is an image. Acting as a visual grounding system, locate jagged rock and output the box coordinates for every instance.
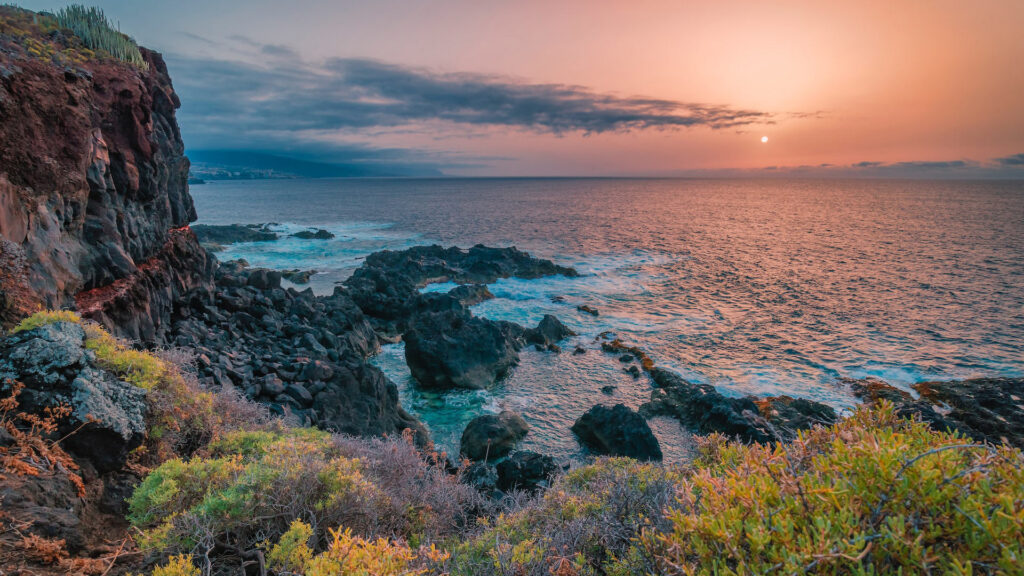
[311,355,425,439]
[572,404,662,461]
[447,284,494,306]
[246,268,283,291]
[642,368,835,443]
[460,410,529,461]
[404,309,522,389]
[525,314,575,347]
[577,305,599,316]
[496,451,558,492]
[0,45,203,336]
[291,228,334,240]
[344,244,577,324]
[0,322,147,471]
[850,377,1024,448]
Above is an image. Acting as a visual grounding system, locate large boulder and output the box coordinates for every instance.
[525,314,575,347]
[0,322,147,471]
[460,410,529,461]
[496,451,558,492]
[309,355,425,439]
[404,310,522,390]
[572,404,662,461]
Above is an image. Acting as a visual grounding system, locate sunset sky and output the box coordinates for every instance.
[20,0,1024,176]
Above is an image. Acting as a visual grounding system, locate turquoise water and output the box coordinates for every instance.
[192,178,1024,460]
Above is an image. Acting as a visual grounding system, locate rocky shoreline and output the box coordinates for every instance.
[1,7,1022,573]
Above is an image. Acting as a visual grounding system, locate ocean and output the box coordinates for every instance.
[191,177,1024,461]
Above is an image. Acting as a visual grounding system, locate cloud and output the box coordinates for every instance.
[165,46,775,158]
[994,153,1024,166]
[887,160,971,169]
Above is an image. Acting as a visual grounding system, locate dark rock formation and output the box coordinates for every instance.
[460,410,529,461]
[599,335,656,371]
[642,368,836,443]
[344,244,577,324]
[462,461,499,496]
[572,404,662,461]
[282,269,316,284]
[447,284,494,306]
[850,377,1024,448]
[192,224,278,246]
[0,322,146,472]
[0,42,210,336]
[525,314,576,348]
[496,451,558,492]
[166,262,424,438]
[75,227,214,344]
[291,228,334,240]
[404,308,523,390]
[577,305,600,316]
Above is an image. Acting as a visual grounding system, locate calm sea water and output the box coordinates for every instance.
[192,178,1024,461]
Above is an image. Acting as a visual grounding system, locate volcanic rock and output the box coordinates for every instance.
[572,404,662,461]
[460,410,529,461]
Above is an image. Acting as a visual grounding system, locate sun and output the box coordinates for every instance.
[761,136,769,143]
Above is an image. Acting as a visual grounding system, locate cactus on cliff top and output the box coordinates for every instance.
[53,4,148,70]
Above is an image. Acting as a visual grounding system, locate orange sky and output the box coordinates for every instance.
[21,0,1024,175]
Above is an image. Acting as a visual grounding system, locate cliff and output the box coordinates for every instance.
[0,7,212,342]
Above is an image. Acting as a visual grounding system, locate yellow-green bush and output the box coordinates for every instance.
[128,427,378,553]
[647,402,1024,575]
[149,555,199,576]
[9,309,81,334]
[81,322,222,460]
[268,519,314,574]
[304,527,447,576]
[265,519,450,576]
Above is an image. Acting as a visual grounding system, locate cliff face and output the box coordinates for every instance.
[0,40,212,341]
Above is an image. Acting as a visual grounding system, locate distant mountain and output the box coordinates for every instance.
[186,150,444,179]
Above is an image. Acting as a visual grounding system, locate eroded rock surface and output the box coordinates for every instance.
[642,368,836,443]
[0,44,208,336]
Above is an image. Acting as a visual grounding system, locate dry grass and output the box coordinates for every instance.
[0,380,84,497]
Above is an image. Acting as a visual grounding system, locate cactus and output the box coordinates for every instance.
[53,4,148,70]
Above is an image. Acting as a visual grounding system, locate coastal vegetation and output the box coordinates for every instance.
[0,4,147,69]
[3,310,1022,575]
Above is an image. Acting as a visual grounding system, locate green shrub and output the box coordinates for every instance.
[268,519,314,574]
[53,4,147,69]
[647,402,1024,575]
[9,310,80,334]
[149,554,199,576]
